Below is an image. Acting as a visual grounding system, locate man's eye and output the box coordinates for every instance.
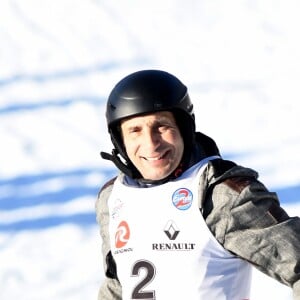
[158,125,170,132]
[129,127,140,133]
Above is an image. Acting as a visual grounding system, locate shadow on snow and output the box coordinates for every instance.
[0,166,298,232]
[0,167,117,231]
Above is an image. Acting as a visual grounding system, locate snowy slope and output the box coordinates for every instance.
[0,1,300,299]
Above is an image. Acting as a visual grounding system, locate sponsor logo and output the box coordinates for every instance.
[164,220,180,240]
[115,220,130,248]
[114,220,133,255]
[172,188,193,210]
[111,198,124,219]
[152,220,195,251]
[152,243,196,251]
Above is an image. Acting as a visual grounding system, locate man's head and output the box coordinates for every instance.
[103,69,196,180]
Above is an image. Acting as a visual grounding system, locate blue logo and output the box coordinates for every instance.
[172,188,193,210]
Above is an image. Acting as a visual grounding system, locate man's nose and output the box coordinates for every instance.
[143,129,160,149]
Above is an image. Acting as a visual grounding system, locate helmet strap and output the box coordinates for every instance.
[100,149,138,178]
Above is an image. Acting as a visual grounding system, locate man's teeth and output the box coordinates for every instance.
[145,156,162,161]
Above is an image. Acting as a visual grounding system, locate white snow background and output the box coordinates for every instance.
[1,0,300,299]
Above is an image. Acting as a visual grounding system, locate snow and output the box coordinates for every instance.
[0,0,299,299]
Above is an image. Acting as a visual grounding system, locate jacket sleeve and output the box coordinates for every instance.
[205,174,300,299]
[95,179,122,300]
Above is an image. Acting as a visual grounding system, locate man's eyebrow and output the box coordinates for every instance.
[123,115,174,130]
[154,116,173,124]
[124,124,140,130]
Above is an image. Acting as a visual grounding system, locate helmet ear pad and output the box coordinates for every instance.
[109,124,127,160]
[172,109,196,165]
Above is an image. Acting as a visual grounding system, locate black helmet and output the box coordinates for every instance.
[101,69,196,179]
[106,69,194,129]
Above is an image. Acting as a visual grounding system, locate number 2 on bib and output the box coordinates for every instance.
[131,260,156,299]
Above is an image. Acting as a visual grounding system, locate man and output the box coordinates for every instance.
[96,69,300,299]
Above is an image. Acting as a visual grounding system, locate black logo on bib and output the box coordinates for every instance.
[164,220,179,240]
[152,220,196,251]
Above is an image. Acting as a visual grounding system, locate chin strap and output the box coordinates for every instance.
[100,149,136,178]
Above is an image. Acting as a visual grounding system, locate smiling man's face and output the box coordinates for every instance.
[121,111,184,180]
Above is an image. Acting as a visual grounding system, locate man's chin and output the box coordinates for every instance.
[141,168,173,181]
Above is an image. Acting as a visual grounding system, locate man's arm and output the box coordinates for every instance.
[205,174,300,299]
[98,277,122,300]
[95,178,122,300]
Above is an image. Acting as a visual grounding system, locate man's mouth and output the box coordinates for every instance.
[143,156,162,161]
[142,151,169,161]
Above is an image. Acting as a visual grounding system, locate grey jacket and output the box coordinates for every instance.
[95,159,300,299]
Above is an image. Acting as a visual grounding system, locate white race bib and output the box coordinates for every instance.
[108,158,251,299]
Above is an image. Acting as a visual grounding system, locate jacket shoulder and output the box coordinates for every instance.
[209,158,237,178]
[95,176,117,222]
[208,158,258,184]
[99,176,117,194]
[201,159,259,217]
